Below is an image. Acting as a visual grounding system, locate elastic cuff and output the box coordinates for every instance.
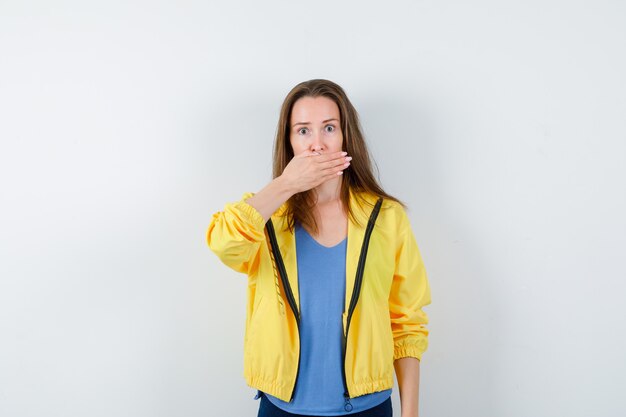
[393,338,428,361]
[393,346,423,361]
[233,197,266,230]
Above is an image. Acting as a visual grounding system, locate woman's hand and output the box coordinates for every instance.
[280,150,352,193]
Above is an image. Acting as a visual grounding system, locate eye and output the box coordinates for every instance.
[325,125,335,133]
[297,127,309,135]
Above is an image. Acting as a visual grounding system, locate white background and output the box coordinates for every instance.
[1,1,625,416]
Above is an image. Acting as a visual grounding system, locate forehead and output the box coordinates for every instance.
[290,96,340,125]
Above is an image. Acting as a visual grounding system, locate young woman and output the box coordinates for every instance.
[207,79,431,417]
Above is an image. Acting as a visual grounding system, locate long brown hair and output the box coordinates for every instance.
[272,79,405,233]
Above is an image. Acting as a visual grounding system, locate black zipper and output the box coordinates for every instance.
[340,197,383,412]
[265,219,301,402]
[265,197,383,408]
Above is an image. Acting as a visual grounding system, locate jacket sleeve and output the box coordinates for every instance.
[206,192,267,274]
[389,206,432,361]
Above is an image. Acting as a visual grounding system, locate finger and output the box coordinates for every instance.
[313,150,348,161]
[295,150,321,158]
[322,162,349,180]
[321,157,351,171]
[327,169,345,180]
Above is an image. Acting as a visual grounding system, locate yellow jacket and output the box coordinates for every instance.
[206,188,431,405]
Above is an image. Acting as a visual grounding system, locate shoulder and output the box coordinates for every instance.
[381,198,410,233]
[351,190,409,229]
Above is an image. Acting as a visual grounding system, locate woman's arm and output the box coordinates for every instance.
[388,205,431,416]
[206,192,268,274]
[207,151,350,272]
[246,150,350,221]
[394,357,420,417]
[245,176,295,222]
[207,177,293,274]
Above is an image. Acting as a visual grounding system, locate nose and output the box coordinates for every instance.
[311,131,324,152]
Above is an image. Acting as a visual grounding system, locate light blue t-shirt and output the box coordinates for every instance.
[263,222,391,415]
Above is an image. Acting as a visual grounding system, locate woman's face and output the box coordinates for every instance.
[289,96,343,156]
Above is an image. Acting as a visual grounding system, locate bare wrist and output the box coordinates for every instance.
[275,175,296,198]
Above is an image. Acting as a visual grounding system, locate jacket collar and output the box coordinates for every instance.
[271,188,380,313]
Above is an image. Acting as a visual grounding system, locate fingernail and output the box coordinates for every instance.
[346,156,352,161]
[341,151,347,156]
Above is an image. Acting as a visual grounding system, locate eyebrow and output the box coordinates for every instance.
[292,118,339,127]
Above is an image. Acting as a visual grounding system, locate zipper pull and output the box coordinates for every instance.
[343,392,353,412]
